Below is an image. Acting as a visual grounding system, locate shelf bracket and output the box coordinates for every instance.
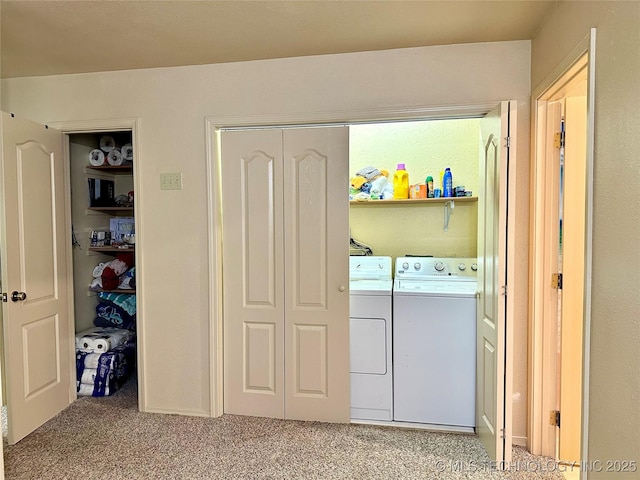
[444,200,454,231]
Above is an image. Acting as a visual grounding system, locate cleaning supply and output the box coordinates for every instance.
[393,163,409,199]
[426,176,434,198]
[443,167,453,197]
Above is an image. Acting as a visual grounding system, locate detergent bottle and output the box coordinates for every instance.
[393,163,409,199]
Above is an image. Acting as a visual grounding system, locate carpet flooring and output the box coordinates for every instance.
[3,378,565,480]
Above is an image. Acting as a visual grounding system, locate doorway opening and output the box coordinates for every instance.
[66,130,139,405]
[529,52,590,474]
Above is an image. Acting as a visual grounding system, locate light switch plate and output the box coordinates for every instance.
[160,172,182,190]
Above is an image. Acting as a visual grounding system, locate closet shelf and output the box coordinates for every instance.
[86,165,133,174]
[90,288,135,294]
[349,196,477,206]
[89,246,135,254]
[87,206,134,214]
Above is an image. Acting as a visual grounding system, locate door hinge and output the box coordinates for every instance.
[550,410,561,427]
[551,273,563,290]
[505,136,511,148]
[1,292,6,302]
[554,131,566,148]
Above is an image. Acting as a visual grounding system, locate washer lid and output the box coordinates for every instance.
[393,279,477,297]
[350,279,393,295]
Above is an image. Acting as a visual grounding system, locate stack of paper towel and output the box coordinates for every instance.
[75,327,136,397]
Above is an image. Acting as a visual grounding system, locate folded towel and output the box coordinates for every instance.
[98,292,136,316]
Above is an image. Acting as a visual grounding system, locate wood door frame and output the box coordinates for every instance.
[205,101,518,431]
[45,118,146,412]
[528,29,595,472]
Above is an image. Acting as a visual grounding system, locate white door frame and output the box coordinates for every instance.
[205,101,517,422]
[528,29,596,473]
[45,118,146,412]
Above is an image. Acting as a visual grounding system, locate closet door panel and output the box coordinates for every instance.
[283,127,350,422]
[221,129,284,418]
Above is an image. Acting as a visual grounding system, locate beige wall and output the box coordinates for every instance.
[0,40,531,439]
[532,2,640,476]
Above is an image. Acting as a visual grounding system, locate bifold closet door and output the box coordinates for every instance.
[282,127,350,422]
[221,126,350,422]
[222,129,285,418]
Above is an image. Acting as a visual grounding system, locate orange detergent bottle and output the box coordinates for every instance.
[393,163,409,199]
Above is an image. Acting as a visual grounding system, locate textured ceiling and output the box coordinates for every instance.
[0,0,556,79]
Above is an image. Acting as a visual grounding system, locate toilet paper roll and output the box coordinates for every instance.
[89,149,105,166]
[99,135,116,152]
[107,148,123,166]
[121,143,133,162]
[80,368,98,385]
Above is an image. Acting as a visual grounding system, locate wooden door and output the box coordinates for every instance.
[0,112,72,444]
[283,127,350,422]
[221,129,285,418]
[558,95,587,463]
[477,102,512,463]
[221,126,350,422]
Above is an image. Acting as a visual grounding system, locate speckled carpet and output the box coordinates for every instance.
[3,378,564,480]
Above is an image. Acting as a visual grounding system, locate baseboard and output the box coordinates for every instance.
[513,435,528,447]
[142,406,211,417]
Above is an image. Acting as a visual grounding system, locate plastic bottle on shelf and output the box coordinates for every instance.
[426,176,434,198]
[393,163,409,199]
[443,167,453,197]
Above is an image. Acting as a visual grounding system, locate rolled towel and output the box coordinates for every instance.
[99,135,116,152]
[121,143,133,162]
[107,148,123,166]
[89,149,105,166]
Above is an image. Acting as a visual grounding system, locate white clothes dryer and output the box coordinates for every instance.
[349,256,393,421]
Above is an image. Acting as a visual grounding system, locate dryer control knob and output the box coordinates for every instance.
[458,263,466,271]
[414,263,421,270]
[402,262,409,270]
[471,263,478,271]
[434,261,445,272]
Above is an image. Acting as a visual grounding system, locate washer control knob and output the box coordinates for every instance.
[471,263,478,271]
[414,263,421,271]
[402,262,409,270]
[458,263,466,271]
[434,261,445,272]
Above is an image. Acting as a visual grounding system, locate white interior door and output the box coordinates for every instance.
[558,95,587,464]
[0,112,72,444]
[221,129,285,418]
[283,127,350,422]
[221,126,350,422]
[477,102,512,463]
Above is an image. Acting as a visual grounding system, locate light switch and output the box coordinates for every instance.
[160,172,182,190]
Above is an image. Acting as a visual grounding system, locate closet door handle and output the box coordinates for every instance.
[338,285,346,292]
[11,291,27,302]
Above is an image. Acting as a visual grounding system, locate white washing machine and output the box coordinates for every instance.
[349,256,393,421]
[392,257,477,428]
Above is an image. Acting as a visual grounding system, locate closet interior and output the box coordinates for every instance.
[69,131,137,399]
